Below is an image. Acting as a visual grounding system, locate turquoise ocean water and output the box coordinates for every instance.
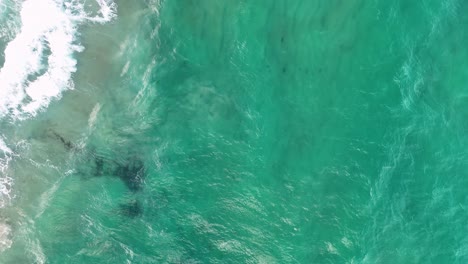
[0,0,468,263]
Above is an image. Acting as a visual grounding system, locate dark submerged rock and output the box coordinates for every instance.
[115,156,146,192]
[119,200,143,218]
[51,131,74,150]
[94,156,104,176]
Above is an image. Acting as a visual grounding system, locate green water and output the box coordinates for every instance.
[2,0,468,263]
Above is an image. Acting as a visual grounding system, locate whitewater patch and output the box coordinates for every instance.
[0,138,13,209]
[0,0,116,119]
[88,103,101,129]
[0,221,12,252]
[0,138,11,155]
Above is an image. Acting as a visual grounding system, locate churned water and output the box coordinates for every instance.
[0,0,468,263]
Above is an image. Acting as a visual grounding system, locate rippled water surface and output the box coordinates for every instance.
[1,0,468,263]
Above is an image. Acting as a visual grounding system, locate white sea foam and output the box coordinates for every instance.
[88,103,101,129]
[0,0,116,119]
[92,0,117,23]
[0,221,12,252]
[0,138,11,155]
[0,138,13,209]
[0,136,15,205]
[0,175,12,208]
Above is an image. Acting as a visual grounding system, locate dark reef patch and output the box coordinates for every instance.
[119,200,143,218]
[84,150,147,192]
[94,156,104,176]
[114,156,146,192]
[50,131,74,150]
